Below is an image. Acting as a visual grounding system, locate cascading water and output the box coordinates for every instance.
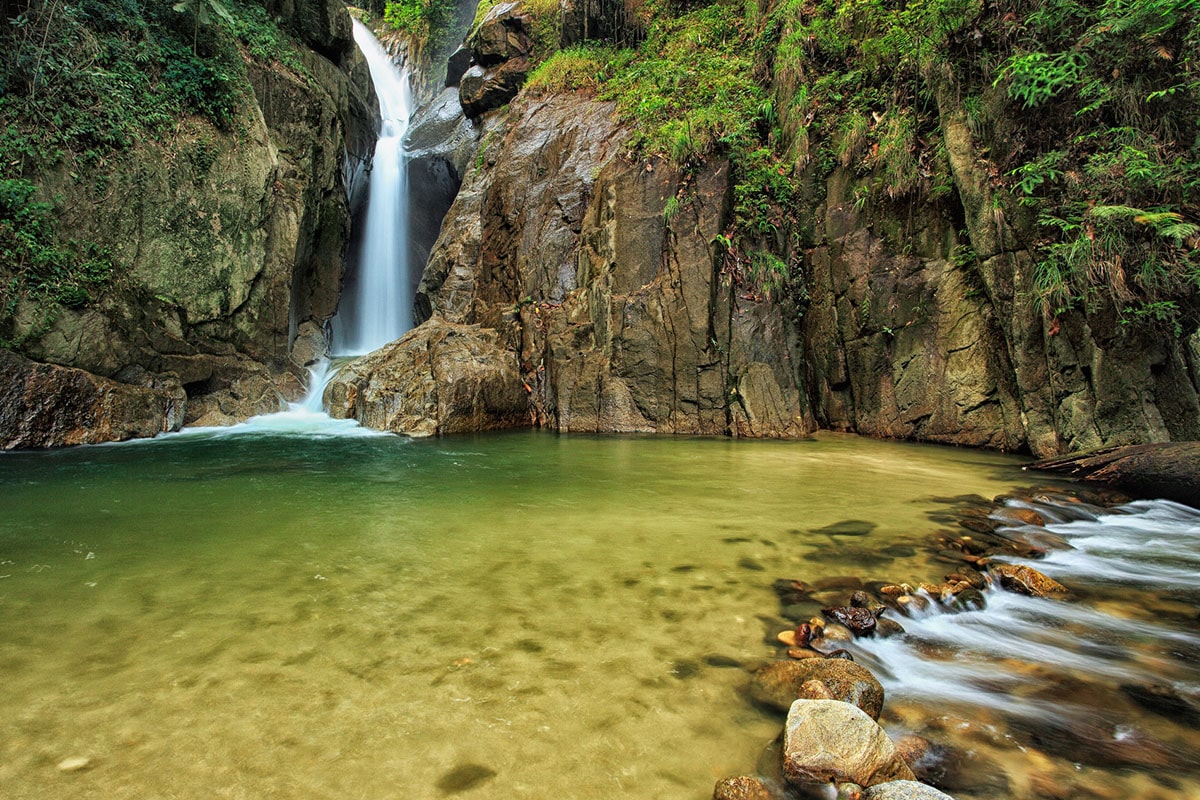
[333,19,414,355]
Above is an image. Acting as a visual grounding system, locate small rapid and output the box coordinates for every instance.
[163,361,385,440]
[839,494,1200,793]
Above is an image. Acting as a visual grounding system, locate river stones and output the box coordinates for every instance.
[991,564,1068,597]
[751,659,885,720]
[863,780,956,799]
[823,606,877,635]
[712,775,776,800]
[782,699,915,787]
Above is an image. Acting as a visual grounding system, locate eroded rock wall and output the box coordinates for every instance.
[334,93,810,437]
[800,97,1200,457]
[2,0,376,445]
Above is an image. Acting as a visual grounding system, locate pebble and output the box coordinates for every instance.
[57,756,91,773]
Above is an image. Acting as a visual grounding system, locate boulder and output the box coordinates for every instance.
[992,564,1068,598]
[751,659,885,720]
[783,699,916,787]
[459,58,531,118]
[863,780,957,799]
[0,348,183,448]
[445,45,473,88]
[323,319,529,436]
[468,1,535,66]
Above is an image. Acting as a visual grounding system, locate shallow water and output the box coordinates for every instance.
[0,429,1030,799]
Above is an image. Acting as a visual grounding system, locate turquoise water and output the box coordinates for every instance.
[0,429,1034,798]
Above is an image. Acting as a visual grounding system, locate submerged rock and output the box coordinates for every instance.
[863,780,956,799]
[782,699,915,787]
[751,659,885,720]
[713,775,776,800]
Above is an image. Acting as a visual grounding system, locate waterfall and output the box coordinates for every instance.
[333,18,414,356]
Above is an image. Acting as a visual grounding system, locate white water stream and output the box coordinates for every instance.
[333,18,414,355]
[842,494,1200,793]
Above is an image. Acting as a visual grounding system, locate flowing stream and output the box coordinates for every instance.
[333,19,414,355]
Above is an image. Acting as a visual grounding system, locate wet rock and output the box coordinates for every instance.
[782,700,915,787]
[942,587,985,612]
[862,780,956,799]
[713,775,775,800]
[751,659,884,720]
[1030,442,1200,509]
[994,506,1046,527]
[943,568,988,590]
[0,348,183,448]
[892,736,951,784]
[824,649,856,661]
[798,679,836,701]
[787,647,826,660]
[445,45,472,88]
[824,607,877,635]
[894,595,930,616]
[992,564,1068,598]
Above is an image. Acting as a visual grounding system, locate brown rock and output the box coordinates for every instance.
[0,348,183,448]
[862,780,956,799]
[324,319,529,435]
[782,699,915,787]
[992,564,1068,597]
[713,775,774,800]
[824,606,877,635]
[751,659,885,720]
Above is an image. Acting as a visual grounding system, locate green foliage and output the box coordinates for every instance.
[0,178,112,340]
[525,44,630,95]
[0,0,302,329]
[384,0,454,41]
[994,0,1200,321]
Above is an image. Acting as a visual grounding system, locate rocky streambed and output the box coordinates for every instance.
[717,486,1200,800]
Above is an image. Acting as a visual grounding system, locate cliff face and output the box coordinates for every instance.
[328,93,809,438]
[801,114,1200,457]
[1,0,376,444]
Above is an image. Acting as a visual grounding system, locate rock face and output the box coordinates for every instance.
[782,699,916,787]
[324,319,529,436]
[751,659,885,720]
[1030,443,1200,508]
[458,2,535,118]
[413,94,809,438]
[801,101,1200,456]
[0,348,182,448]
[5,0,375,442]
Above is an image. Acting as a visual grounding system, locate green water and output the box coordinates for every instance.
[0,429,1030,799]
